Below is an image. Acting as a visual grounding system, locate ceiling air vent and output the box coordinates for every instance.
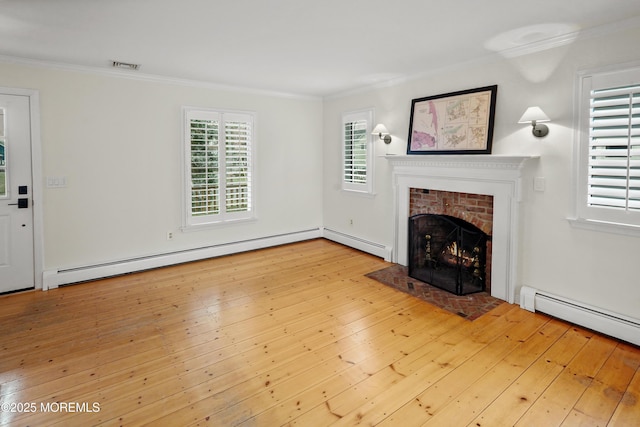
[111,60,140,71]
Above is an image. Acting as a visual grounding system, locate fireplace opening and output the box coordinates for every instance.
[408,214,488,296]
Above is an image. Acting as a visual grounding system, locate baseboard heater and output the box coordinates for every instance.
[43,228,322,290]
[520,286,640,346]
[322,228,392,261]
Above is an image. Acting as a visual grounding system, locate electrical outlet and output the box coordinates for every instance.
[167,231,174,240]
[349,219,353,225]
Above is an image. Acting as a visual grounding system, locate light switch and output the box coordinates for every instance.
[46,176,67,188]
[534,176,545,192]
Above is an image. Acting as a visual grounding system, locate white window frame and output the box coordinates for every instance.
[342,108,374,194]
[182,107,255,229]
[571,63,640,235]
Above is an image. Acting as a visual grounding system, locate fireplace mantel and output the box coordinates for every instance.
[387,154,538,303]
[385,154,535,172]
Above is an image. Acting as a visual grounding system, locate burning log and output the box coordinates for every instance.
[439,241,475,268]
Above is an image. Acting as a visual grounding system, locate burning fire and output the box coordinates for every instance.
[440,241,475,268]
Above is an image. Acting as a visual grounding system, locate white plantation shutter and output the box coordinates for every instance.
[576,66,640,228]
[188,110,220,218]
[344,120,367,183]
[184,108,254,226]
[342,109,373,193]
[223,115,252,213]
[588,85,640,211]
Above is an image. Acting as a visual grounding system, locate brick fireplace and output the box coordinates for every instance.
[387,154,536,303]
[409,189,493,294]
[409,189,494,235]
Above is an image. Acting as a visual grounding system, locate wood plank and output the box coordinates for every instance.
[417,315,564,426]
[374,311,553,426]
[224,306,459,426]
[514,332,617,426]
[200,302,432,425]
[467,319,588,427]
[561,342,640,426]
[301,305,526,426]
[96,290,420,425]
[607,357,640,427]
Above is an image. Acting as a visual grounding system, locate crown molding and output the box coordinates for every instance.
[0,54,320,101]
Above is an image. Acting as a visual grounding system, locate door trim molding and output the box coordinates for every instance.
[1,87,43,289]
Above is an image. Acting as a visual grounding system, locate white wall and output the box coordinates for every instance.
[322,25,640,320]
[0,62,323,272]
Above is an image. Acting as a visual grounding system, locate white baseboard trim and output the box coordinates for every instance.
[43,228,322,290]
[520,286,640,346]
[321,228,392,261]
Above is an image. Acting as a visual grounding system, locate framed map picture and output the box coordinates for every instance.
[407,85,497,155]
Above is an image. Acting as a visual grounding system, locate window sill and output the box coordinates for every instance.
[567,217,640,238]
[341,189,376,198]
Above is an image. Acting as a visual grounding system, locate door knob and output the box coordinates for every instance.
[8,198,28,208]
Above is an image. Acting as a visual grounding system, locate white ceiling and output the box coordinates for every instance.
[2,0,640,97]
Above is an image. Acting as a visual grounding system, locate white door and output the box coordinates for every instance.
[0,94,34,293]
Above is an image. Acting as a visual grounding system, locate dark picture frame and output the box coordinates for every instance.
[407,85,497,155]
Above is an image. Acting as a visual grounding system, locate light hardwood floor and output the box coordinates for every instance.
[0,239,638,426]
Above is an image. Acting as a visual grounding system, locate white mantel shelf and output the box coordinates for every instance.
[387,153,539,304]
[385,154,538,169]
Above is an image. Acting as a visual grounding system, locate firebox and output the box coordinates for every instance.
[408,214,488,296]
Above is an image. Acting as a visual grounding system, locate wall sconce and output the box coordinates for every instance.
[518,106,550,137]
[372,123,392,144]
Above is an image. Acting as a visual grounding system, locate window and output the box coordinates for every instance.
[573,65,640,232]
[342,109,374,194]
[183,108,254,227]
